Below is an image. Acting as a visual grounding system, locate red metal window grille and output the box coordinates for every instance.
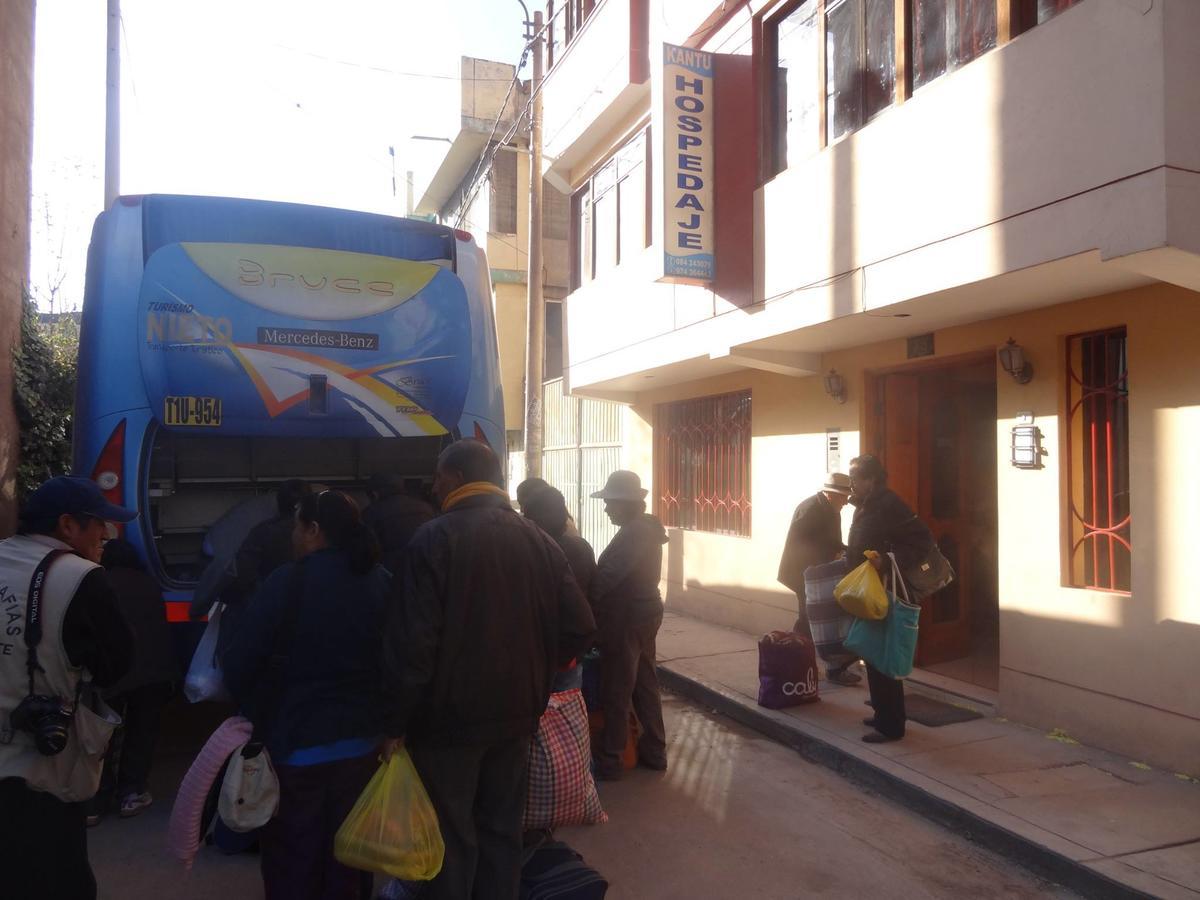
[655,391,752,537]
[1066,327,1130,592]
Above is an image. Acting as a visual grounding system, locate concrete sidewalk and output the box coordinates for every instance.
[655,612,1200,900]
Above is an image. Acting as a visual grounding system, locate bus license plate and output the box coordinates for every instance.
[164,396,222,427]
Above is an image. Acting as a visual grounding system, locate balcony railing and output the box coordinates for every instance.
[545,0,598,70]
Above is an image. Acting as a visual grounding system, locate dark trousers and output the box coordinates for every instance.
[260,754,377,900]
[0,777,96,900]
[598,608,667,773]
[866,663,906,738]
[91,681,173,813]
[409,736,530,900]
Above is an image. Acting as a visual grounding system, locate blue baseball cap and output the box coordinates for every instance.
[22,476,138,525]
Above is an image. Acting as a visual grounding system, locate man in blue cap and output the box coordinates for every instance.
[0,476,136,900]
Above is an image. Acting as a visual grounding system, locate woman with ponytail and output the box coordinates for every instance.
[224,490,389,900]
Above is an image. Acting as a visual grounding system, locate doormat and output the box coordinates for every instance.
[906,694,984,727]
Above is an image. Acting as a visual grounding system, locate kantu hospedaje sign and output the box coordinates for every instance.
[661,43,714,283]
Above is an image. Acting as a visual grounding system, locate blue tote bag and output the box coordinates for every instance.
[844,554,921,679]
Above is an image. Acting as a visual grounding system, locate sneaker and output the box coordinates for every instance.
[118,791,153,818]
[85,813,102,827]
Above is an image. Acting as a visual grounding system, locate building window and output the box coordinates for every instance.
[826,0,896,142]
[489,150,518,234]
[544,181,569,241]
[571,128,650,286]
[769,1,821,174]
[1066,327,1130,593]
[544,300,564,381]
[1017,0,1082,29]
[655,391,752,537]
[912,0,997,91]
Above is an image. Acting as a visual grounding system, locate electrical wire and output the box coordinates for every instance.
[451,1,571,226]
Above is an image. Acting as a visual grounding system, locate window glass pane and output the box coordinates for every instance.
[913,0,949,89]
[913,0,996,90]
[774,1,821,169]
[1037,0,1081,24]
[574,185,592,285]
[864,0,896,121]
[618,163,646,266]
[952,0,996,70]
[593,191,617,277]
[544,301,564,381]
[826,0,864,141]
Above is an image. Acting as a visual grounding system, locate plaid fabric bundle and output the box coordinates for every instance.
[804,557,857,666]
[523,689,608,830]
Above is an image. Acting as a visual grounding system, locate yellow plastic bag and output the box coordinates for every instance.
[834,552,889,620]
[334,750,444,881]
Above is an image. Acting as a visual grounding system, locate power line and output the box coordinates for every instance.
[452,2,571,227]
[268,44,523,81]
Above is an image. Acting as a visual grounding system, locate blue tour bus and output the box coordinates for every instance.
[74,194,504,624]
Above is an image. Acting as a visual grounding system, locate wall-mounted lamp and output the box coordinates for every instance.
[1011,424,1043,468]
[823,369,847,404]
[998,338,1033,384]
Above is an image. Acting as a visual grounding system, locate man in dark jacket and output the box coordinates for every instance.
[382,440,595,900]
[589,470,669,780]
[847,455,933,744]
[362,473,435,575]
[777,473,856,684]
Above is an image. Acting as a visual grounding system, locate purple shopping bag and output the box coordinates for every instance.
[757,631,820,709]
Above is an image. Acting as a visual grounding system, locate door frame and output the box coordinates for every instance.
[861,349,1000,685]
[863,350,998,455]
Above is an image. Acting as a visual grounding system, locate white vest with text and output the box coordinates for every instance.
[0,534,119,801]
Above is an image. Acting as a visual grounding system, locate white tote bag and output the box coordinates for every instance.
[183,603,230,703]
[218,741,280,832]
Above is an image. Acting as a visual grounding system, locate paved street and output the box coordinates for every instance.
[89,693,1070,899]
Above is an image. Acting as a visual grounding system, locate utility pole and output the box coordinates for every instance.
[104,0,120,209]
[523,10,545,479]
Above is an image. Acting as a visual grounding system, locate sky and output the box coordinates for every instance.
[29,0,528,310]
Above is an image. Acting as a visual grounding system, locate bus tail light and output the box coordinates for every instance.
[91,420,127,536]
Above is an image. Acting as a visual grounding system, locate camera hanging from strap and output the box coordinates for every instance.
[24,549,70,697]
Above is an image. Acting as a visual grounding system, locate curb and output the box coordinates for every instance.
[657,664,1152,900]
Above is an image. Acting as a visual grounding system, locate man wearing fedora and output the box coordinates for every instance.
[589,470,669,779]
[778,473,860,685]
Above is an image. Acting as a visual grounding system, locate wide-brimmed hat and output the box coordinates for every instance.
[822,473,852,496]
[590,470,648,502]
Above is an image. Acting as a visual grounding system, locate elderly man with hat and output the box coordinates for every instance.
[589,470,669,780]
[0,476,136,900]
[777,473,859,685]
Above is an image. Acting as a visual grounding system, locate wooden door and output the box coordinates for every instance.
[874,361,997,668]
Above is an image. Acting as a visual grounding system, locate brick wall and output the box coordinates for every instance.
[0,0,36,534]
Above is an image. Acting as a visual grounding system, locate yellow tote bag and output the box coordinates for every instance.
[334,749,445,881]
[833,552,890,620]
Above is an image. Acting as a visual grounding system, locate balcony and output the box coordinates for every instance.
[540,0,649,187]
[563,0,1200,399]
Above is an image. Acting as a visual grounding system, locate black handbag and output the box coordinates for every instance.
[904,545,955,598]
[896,515,955,598]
